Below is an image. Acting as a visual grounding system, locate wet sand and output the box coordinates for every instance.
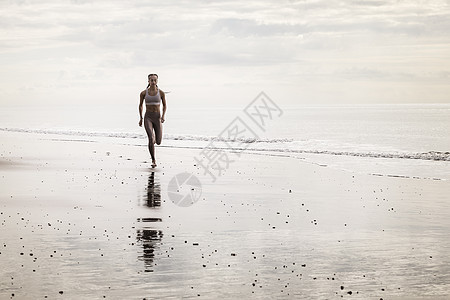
[1,130,450,299]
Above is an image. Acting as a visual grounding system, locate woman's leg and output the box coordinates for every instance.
[153,113,163,145]
[144,115,156,162]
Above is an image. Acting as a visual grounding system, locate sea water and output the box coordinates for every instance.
[1,103,449,179]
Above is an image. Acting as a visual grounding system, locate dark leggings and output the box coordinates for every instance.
[144,111,162,162]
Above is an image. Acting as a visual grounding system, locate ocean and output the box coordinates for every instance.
[1,102,449,180]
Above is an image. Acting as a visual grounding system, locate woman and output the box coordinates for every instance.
[139,74,167,168]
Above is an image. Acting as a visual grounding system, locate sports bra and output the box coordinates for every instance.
[145,88,162,105]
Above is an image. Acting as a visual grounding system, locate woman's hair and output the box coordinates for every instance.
[147,74,158,88]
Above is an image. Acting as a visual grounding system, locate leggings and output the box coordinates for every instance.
[143,111,162,162]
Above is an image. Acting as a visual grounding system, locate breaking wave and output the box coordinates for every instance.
[1,127,449,162]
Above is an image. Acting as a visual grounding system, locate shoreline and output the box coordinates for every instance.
[2,127,448,182]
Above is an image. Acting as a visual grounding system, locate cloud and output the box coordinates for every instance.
[1,0,450,105]
[210,18,307,37]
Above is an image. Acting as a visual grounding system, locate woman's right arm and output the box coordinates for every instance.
[139,90,145,127]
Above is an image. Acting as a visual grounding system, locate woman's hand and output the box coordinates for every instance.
[139,118,143,127]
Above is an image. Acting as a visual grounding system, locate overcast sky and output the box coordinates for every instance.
[1,0,450,107]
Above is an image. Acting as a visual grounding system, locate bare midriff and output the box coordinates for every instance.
[145,104,160,112]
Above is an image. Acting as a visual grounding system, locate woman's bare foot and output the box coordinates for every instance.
[151,161,157,168]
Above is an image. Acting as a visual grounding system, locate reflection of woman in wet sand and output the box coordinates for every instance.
[137,171,163,271]
[139,74,167,168]
[136,228,163,271]
[145,172,161,207]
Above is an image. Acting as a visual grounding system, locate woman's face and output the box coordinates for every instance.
[148,75,158,86]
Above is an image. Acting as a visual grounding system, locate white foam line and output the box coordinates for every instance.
[2,127,449,162]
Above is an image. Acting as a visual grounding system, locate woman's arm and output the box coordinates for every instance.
[160,90,167,123]
[139,90,145,127]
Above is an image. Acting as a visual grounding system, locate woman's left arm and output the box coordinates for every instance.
[160,90,167,123]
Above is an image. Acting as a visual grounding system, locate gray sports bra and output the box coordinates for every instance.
[145,88,161,105]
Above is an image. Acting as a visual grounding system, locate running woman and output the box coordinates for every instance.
[139,73,167,168]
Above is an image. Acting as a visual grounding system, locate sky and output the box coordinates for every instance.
[1,0,450,108]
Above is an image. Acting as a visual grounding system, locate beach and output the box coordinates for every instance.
[1,129,450,299]
[3,0,450,298]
